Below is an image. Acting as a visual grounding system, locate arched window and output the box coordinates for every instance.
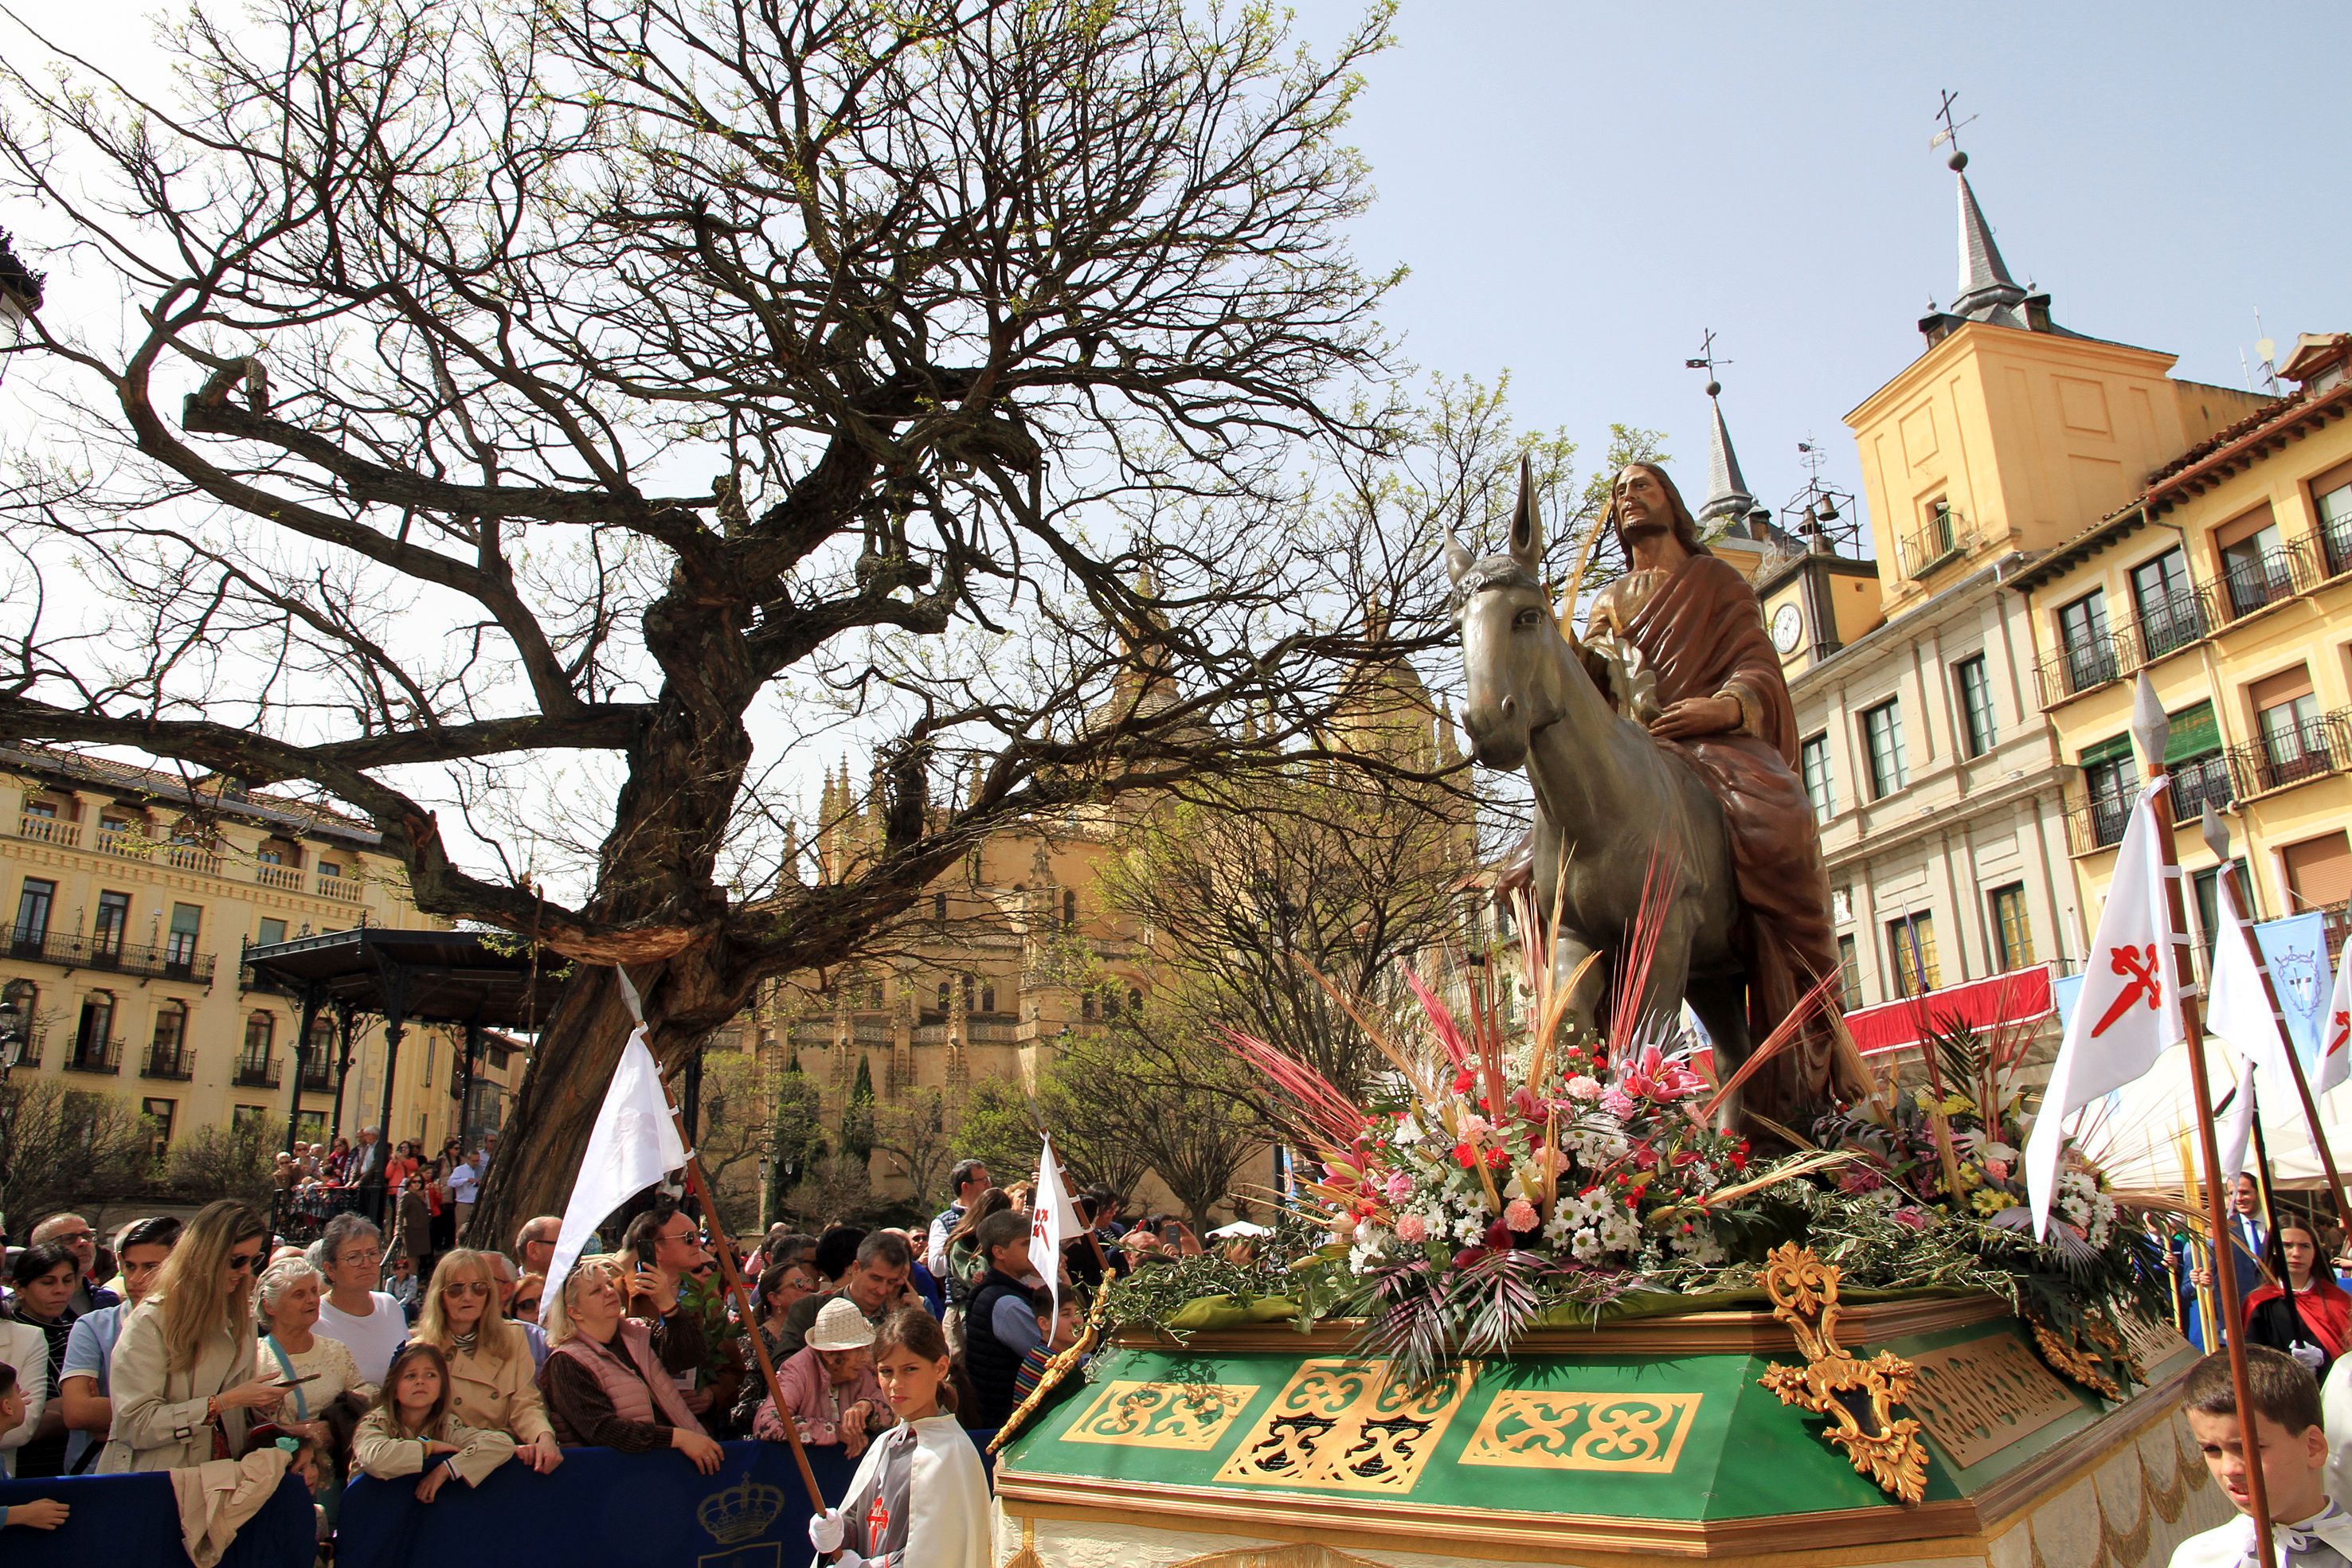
[980,983,997,1014]
[1103,988,1120,1019]
[245,1012,274,1054]
[936,981,952,1013]
[1129,987,1144,1015]
[2,980,37,1066]
[1063,890,1078,927]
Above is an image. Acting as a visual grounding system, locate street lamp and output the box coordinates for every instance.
[0,991,25,1234]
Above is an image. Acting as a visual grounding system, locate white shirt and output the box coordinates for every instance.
[316,1291,409,1385]
[2172,1499,2352,1568]
[0,1320,48,1478]
[447,1159,480,1203]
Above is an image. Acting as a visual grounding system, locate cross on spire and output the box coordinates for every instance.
[1684,329,1732,398]
[1929,89,1978,170]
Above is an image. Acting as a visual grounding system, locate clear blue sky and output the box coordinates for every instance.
[1289,0,2351,522]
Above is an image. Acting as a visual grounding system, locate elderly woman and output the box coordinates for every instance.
[255,1257,372,1428]
[99,1200,286,1472]
[535,1255,722,1473]
[315,1213,408,1386]
[412,1250,560,1472]
[751,1297,885,1455]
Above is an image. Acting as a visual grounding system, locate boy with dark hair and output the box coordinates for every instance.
[2173,1347,2352,1568]
[963,1210,1047,1429]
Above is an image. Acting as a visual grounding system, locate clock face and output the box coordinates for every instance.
[1771,601,1805,655]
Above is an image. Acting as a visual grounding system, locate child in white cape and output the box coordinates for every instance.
[2172,1346,2352,1568]
[806,1308,988,1568]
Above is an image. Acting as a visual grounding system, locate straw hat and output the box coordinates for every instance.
[807,1296,878,1353]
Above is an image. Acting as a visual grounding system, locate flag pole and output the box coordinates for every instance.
[617,968,828,1516]
[2205,811,2352,1234]
[2138,682,2276,1568]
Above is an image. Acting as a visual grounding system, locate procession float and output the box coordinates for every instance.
[987,466,2232,1568]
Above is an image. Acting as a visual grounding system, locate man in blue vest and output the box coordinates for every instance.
[963,1210,1047,1429]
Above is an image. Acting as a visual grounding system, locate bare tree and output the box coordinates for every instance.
[0,0,1443,1241]
[1,1079,154,1230]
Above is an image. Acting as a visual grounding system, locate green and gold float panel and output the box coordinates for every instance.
[993,1295,2213,1562]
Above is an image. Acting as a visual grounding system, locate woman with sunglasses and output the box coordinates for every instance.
[730,1257,820,1430]
[97,1200,286,1472]
[412,1250,563,1473]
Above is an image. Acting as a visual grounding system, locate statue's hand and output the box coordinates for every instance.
[1647,694,1743,741]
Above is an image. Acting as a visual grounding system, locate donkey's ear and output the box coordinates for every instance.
[1508,453,1542,570]
[1443,521,1473,587]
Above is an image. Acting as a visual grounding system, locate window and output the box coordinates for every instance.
[2130,548,2203,658]
[2,980,38,1064]
[2318,467,2352,574]
[256,917,287,946]
[936,981,952,1014]
[1886,913,1940,997]
[73,991,116,1069]
[1988,884,2033,971]
[2254,668,2329,789]
[2057,590,2115,692]
[230,1105,268,1132]
[933,892,948,923]
[1129,987,1144,1014]
[2192,860,2252,959]
[295,1109,327,1145]
[93,890,131,954]
[1836,935,1861,1011]
[245,1011,275,1055]
[1063,890,1078,927]
[1955,656,1995,758]
[1799,733,1833,820]
[14,877,54,944]
[151,1000,186,1053]
[1925,498,1955,556]
[317,860,343,880]
[2219,514,2293,616]
[22,798,56,819]
[979,983,997,1014]
[139,1098,174,1161]
[2080,737,2135,850]
[1080,992,1096,1020]
[166,903,202,968]
[1861,701,1908,798]
[1103,988,1121,1019]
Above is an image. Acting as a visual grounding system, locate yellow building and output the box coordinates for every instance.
[0,744,508,1161]
[2011,333,2352,944]
[1746,151,2269,1016]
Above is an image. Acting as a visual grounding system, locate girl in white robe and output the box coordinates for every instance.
[806,1308,988,1568]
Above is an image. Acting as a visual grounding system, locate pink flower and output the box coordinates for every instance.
[1838,1166,1885,1195]
[1503,1198,1539,1233]
[1566,1075,1603,1101]
[1458,1113,1492,1139]
[1892,1207,1933,1233]
[1600,1088,1638,1120]
[1383,1170,1415,1202]
[1983,1158,2010,1183]
[1395,1212,1428,1243]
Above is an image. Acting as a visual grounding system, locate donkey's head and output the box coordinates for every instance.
[1451,457,1566,772]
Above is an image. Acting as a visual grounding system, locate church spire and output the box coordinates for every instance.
[1686,330,1759,529]
[1948,151,2028,327]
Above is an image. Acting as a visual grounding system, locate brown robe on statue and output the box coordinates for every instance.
[1593,553,1867,1122]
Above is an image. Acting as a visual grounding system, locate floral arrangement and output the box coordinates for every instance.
[1199,888,2165,1387]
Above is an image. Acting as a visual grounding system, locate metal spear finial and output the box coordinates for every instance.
[2201,803,2230,862]
[2131,673,2169,774]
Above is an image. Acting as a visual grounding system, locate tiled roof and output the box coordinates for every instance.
[0,741,382,846]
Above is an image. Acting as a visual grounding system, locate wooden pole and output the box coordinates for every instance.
[2146,751,2275,1568]
[2213,846,2352,1234]
[663,1085,828,1514]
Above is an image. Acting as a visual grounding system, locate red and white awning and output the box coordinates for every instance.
[1842,964,2057,1058]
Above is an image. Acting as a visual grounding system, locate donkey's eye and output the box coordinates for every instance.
[1513,607,1543,631]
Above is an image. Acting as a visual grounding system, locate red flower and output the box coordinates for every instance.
[1631,1146,1659,1171]
[1453,1068,1477,1094]
[1485,1147,1510,1170]
[1453,1141,1478,1169]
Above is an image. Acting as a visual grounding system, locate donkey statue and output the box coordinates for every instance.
[1450,471,1755,1112]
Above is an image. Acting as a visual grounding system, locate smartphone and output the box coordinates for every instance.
[1159,1223,1182,1245]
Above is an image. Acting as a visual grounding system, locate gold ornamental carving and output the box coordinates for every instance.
[1063,1380,1258,1452]
[1459,1390,1704,1473]
[1211,1358,1476,1495]
[1755,1242,1931,1505]
[2025,1308,2144,1401]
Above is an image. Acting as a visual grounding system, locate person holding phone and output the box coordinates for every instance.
[98,1200,288,1472]
[618,1197,715,1417]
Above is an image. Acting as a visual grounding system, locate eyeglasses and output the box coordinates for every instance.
[226,1249,264,1273]
[444,1281,492,1297]
[511,1296,541,1314]
[48,1230,94,1246]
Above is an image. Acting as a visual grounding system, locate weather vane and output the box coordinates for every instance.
[1684,329,1730,398]
[1930,88,1978,171]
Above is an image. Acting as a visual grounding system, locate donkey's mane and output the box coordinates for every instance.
[1454,555,1543,598]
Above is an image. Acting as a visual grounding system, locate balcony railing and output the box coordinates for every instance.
[17,812,80,847]
[2321,514,2352,580]
[2,925,217,984]
[64,1035,122,1074]
[2036,633,2127,706]
[2233,710,2352,796]
[2064,792,2132,856]
[2171,751,2236,822]
[2132,587,2215,663]
[2221,541,2318,620]
[233,1050,283,1089]
[142,1042,195,1081]
[314,872,365,901]
[1900,510,1977,579]
[5,1025,45,1069]
[162,843,221,875]
[297,1056,335,1092]
[254,863,302,890]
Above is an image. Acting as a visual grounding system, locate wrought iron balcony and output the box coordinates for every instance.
[2233,710,2352,796]
[142,1042,196,1081]
[2,925,216,983]
[2170,751,2236,822]
[2221,541,2316,620]
[64,1035,123,1074]
[297,1056,335,1092]
[2132,588,2214,663]
[2035,633,2127,706]
[233,1050,283,1089]
[1900,508,1976,580]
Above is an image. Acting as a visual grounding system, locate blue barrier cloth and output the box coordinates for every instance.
[0,1468,316,1568]
[338,1437,996,1568]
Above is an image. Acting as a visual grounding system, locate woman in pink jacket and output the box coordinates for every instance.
[751,1296,883,1453]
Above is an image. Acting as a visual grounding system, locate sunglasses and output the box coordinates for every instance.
[227,1249,264,1273]
[511,1296,541,1314]
[444,1281,492,1297]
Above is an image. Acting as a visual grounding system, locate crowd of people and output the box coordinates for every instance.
[0,1147,1231,1563]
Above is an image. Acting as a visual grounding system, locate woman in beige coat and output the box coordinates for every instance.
[99,1200,288,1472]
[411,1250,561,1472]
